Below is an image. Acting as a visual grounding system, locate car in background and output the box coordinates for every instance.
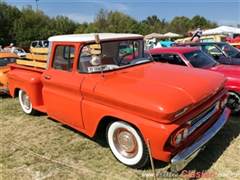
[0,52,18,94]
[160,41,179,47]
[30,40,49,48]
[179,42,240,65]
[175,34,228,43]
[15,47,28,58]
[150,47,240,114]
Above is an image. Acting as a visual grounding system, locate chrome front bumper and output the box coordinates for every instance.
[170,108,230,172]
[0,87,9,92]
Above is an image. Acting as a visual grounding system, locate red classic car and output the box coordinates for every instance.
[150,47,240,114]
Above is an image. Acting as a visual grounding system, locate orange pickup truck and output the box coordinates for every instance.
[7,33,230,172]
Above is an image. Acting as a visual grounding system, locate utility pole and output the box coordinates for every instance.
[36,0,39,11]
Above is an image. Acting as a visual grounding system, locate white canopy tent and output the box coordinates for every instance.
[202,26,240,35]
[163,32,183,39]
[144,33,167,40]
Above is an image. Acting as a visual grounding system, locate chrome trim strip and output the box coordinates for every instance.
[170,108,230,172]
[188,101,219,135]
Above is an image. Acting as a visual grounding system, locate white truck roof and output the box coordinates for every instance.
[48,33,143,43]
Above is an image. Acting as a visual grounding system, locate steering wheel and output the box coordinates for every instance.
[118,53,133,65]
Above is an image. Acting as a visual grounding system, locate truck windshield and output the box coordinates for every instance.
[78,40,153,73]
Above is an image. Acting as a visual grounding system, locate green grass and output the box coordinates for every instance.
[1,95,239,180]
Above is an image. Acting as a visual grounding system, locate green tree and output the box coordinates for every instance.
[190,15,208,29]
[50,15,78,35]
[170,16,191,36]
[106,10,139,33]
[142,15,160,26]
[13,5,51,46]
[138,21,151,35]
[0,1,21,46]
[94,8,108,32]
[74,22,89,34]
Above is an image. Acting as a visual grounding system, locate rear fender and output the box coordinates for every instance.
[7,69,44,107]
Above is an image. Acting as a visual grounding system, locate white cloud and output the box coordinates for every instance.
[218,19,240,27]
[95,2,130,12]
[64,13,94,23]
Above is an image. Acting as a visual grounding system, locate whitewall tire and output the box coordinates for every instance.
[19,89,37,115]
[107,121,149,169]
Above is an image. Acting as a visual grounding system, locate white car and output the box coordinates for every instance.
[15,47,28,58]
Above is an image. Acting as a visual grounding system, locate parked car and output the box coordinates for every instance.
[150,47,240,114]
[160,41,179,47]
[15,47,28,58]
[179,42,240,65]
[30,40,49,48]
[175,34,227,43]
[0,52,18,94]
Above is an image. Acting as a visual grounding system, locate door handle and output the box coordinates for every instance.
[43,75,51,79]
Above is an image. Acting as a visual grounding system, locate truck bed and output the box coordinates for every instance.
[15,47,48,69]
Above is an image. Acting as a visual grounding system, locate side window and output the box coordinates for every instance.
[201,38,214,42]
[52,45,74,72]
[153,53,186,66]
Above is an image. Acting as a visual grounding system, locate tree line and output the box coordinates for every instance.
[0,1,219,47]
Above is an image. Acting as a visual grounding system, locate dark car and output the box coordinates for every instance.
[150,47,240,114]
[179,42,240,65]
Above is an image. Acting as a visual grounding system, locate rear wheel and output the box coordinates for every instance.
[19,89,38,115]
[227,91,240,114]
[106,121,149,169]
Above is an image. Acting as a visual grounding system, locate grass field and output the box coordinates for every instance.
[1,94,239,180]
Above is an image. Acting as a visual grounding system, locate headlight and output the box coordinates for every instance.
[183,127,189,139]
[171,125,190,147]
[175,133,182,145]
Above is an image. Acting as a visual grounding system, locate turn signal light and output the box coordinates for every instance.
[220,96,228,109]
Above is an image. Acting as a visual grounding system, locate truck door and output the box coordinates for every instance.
[41,44,85,130]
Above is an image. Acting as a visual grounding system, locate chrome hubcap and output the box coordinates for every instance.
[113,129,138,158]
[21,91,30,110]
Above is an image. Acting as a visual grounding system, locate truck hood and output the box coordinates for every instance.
[88,63,227,123]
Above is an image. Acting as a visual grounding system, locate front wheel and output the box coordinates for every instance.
[19,89,38,115]
[106,121,149,169]
[227,91,240,114]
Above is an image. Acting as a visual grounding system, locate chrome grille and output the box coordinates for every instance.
[188,101,220,135]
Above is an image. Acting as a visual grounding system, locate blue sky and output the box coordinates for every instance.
[4,0,240,27]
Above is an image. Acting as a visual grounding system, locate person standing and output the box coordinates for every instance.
[153,38,162,48]
[232,34,240,49]
[191,26,202,43]
[225,34,232,44]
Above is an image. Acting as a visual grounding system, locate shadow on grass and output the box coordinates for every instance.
[46,117,109,148]
[47,112,239,174]
[0,94,12,99]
